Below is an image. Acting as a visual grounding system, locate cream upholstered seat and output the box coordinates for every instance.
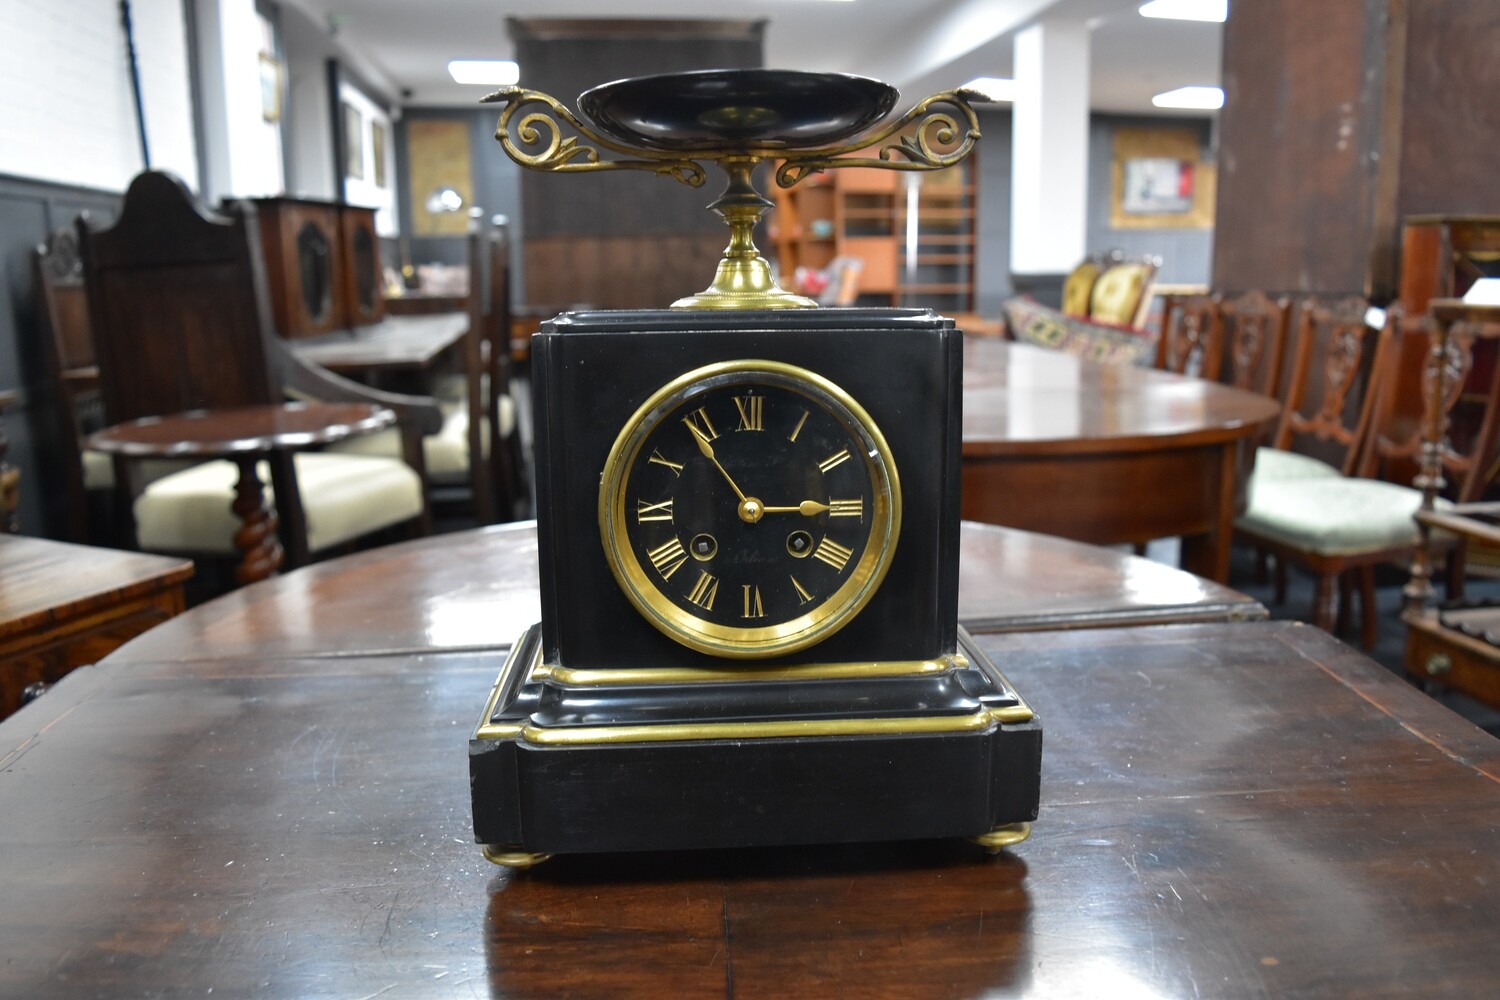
[76,171,441,572]
[132,453,422,554]
[332,393,515,482]
[1248,445,1342,483]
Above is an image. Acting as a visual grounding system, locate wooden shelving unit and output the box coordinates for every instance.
[768,155,975,311]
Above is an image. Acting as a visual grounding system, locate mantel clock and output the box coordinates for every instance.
[468,71,1041,866]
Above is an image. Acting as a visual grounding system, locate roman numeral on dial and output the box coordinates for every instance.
[741,584,766,619]
[636,498,673,523]
[828,498,863,520]
[686,571,719,610]
[818,448,851,474]
[682,407,718,442]
[734,395,763,432]
[813,538,854,572]
[647,538,688,580]
[648,449,684,476]
[791,576,815,605]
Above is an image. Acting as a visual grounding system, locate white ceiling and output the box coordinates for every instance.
[287,0,1221,115]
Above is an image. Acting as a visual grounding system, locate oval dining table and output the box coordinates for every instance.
[962,338,1282,584]
[3,521,1500,997]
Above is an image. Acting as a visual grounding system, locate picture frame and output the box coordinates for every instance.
[342,102,364,180]
[258,52,283,123]
[371,120,387,187]
[1109,127,1215,230]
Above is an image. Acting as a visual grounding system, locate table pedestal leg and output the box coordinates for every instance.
[230,456,282,584]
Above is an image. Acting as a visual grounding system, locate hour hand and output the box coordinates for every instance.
[760,500,831,516]
[688,423,747,501]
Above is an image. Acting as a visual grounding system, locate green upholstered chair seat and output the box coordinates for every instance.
[328,394,515,483]
[1236,475,1451,556]
[1250,447,1342,483]
[133,452,423,555]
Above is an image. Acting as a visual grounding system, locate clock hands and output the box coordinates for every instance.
[759,500,831,517]
[686,422,834,523]
[687,423,747,502]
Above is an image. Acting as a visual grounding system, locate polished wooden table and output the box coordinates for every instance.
[4,525,1499,996]
[0,535,191,718]
[87,401,394,584]
[292,312,469,374]
[104,521,1262,664]
[962,338,1281,584]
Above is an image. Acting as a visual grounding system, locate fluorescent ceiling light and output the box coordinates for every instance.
[448,60,519,85]
[960,77,1016,103]
[1152,86,1224,109]
[1139,0,1227,22]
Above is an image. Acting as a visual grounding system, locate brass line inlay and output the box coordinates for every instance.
[516,706,1032,747]
[530,652,965,687]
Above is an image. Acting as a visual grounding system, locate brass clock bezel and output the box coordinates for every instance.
[599,360,902,659]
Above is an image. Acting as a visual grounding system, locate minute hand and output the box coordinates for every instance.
[688,423,747,501]
[760,501,831,516]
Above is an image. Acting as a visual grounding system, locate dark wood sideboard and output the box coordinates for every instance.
[0,535,191,718]
[239,197,385,337]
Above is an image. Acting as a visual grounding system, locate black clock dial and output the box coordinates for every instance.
[600,362,901,659]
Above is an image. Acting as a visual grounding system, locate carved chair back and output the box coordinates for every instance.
[1154,293,1222,377]
[1218,290,1292,399]
[1273,296,1385,475]
[1359,307,1500,503]
[77,171,282,426]
[33,228,102,541]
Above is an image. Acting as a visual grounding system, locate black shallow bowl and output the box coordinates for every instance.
[576,69,900,152]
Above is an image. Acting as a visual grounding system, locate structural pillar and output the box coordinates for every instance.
[1009,18,1090,287]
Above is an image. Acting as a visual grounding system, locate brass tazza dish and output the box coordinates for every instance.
[483,69,994,310]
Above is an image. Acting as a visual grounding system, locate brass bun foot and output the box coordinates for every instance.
[482,844,553,869]
[971,822,1032,854]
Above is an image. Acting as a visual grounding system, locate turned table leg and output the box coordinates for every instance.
[230,455,282,584]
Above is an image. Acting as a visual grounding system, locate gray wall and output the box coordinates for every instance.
[0,176,120,539]
[396,108,526,298]
[1086,113,1214,287]
[953,108,1216,318]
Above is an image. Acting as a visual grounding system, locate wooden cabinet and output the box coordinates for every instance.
[245,197,385,338]
[0,535,191,719]
[769,159,976,311]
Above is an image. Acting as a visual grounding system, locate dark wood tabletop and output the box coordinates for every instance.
[3,611,1498,996]
[961,338,1282,583]
[86,401,395,584]
[291,312,469,373]
[103,520,1263,664]
[85,401,394,457]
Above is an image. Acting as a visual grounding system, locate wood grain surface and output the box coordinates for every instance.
[104,521,1262,665]
[2,619,1497,997]
[961,339,1280,583]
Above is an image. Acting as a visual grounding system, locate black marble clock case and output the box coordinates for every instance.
[533,307,962,669]
[470,309,1042,855]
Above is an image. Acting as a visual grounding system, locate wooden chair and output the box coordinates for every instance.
[1154,293,1222,377]
[1402,302,1500,707]
[1217,289,1292,404]
[333,212,525,523]
[77,170,442,570]
[1234,297,1400,645]
[33,227,104,542]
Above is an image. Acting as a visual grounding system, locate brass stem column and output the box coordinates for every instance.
[672,158,817,310]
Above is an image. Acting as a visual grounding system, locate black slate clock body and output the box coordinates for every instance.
[470,308,1042,859]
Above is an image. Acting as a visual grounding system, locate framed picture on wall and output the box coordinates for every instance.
[1110,127,1215,230]
[371,120,387,187]
[342,102,364,180]
[258,52,282,123]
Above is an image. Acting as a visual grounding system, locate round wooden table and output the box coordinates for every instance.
[962,338,1281,583]
[87,401,394,583]
[3,524,1499,996]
